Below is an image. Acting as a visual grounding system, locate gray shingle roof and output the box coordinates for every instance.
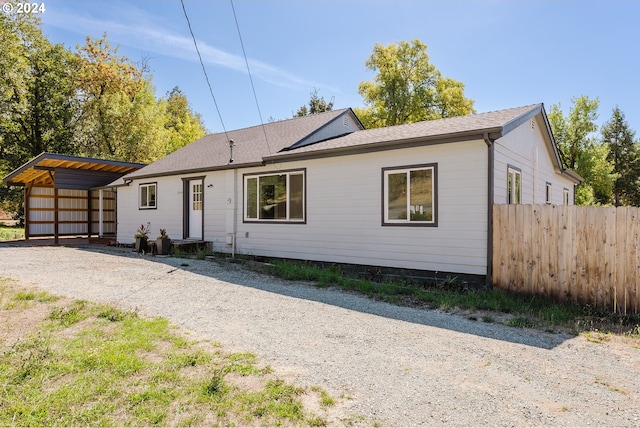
[122,108,354,180]
[115,103,577,185]
[266,104,542,161]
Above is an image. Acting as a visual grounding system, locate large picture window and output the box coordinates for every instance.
[244,170,305,222]
[383,164,437,226]
[139,183,156,209]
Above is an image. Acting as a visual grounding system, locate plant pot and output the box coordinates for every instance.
[156,237,171,255]
[135,237,148,253]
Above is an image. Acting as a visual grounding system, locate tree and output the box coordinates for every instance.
[295,88,334,117]
[357,39,475,128]
[0,12,80,216]
[601,107,640,206]
[74,35,165,163]
[548,96,615,205]
[160,86,206,156]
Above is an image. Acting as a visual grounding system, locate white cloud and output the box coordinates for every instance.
[42,4,335,91]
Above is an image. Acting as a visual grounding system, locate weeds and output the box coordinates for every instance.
[0,284,336,426]
[265,259,640,336]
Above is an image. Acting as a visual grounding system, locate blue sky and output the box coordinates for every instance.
[38,0,640,136]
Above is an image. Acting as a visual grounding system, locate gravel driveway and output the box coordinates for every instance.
[1,243,639,426]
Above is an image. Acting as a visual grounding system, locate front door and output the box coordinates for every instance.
[188,179,203,239]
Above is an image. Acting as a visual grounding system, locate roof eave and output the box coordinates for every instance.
[121,161,265,182]
[263,128,503,163]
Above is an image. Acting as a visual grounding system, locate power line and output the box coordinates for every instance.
[229,0,272,155]
[180,0,230,142]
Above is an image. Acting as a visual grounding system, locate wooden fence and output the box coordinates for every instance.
[492,204,640,314]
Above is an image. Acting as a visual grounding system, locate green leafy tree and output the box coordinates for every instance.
[601,107,640,206]
[0,12,79,216]
[357,39,475,128]
[295,88,334,117]
[160,86,207,155]
[548,96,615,205]
[74,35,165,163]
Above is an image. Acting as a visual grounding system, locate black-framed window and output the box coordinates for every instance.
[244,170,305,222]
[383,163,437,226]
[545,182,552,204]
[139,182,157,209]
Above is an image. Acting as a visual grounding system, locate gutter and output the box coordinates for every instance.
[484,132,497,288]
[264,128,503,164]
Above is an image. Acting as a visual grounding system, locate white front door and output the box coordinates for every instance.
[188,180,203,239]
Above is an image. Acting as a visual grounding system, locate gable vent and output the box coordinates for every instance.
[343,116,349,127]
[531,118,535,129]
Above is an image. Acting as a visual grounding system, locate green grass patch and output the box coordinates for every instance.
[266,259,640,336]
[0,283,335,426]
[0,225,24,241]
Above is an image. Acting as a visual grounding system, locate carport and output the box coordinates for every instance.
[3,153,144,243]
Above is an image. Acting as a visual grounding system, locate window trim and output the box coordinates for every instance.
[507,165,522,204]
[563,188,570,205]
[382,163,438,227]
[243,168,307,224]
[139,182,157,210]
[545,182,552,204]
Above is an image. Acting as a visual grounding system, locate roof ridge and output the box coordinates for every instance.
[203,107,350,136]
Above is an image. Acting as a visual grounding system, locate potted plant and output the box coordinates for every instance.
[134,222,150,252]
[156,228,171,255]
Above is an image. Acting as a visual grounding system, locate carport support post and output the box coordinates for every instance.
[24,183,32,240]
[98,189,104,238]
[54,187,59,244]
[87,190,92,238]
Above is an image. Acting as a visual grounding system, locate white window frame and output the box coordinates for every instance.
[139,182,157,209]
[507,166,522,204]
[563,188,570,205]
[382,163,437,227]
[243,169,306,223]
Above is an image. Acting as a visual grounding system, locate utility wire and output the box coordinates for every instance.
[180,0,230,142]
[229,0,272,155]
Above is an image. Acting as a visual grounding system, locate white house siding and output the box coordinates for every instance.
[117,173,206,243]
[493,115,575,205]
[231,140,489,275]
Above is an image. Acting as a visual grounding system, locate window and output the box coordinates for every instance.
[507,166,522,204]
[563,188,570,205]
[192,183,202,211]
[244,170,305,222]
[383,164,437,226]
[139,183,156,209]
[545,182,552,204]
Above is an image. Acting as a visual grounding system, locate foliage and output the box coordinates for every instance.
[134,222,150,239]
[601,107,640,206]
[357,39,475,128]
[548,96,615,205]
[0,12,79,214]
[266,259,640,335]
[159,86,207,156]
[0,284,334,426]
[74,35,166,163]
[295,88,334,117]
[0,225,24,241]
[157,228,169,239]
[0,18,205,217]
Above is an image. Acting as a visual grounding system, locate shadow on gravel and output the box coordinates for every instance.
[6,241,571,350]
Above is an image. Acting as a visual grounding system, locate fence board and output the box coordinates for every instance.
[493,204,640,314]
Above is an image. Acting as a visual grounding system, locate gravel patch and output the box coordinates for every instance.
[1,244,639,426]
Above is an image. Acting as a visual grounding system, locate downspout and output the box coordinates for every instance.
[484,133,496,288]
